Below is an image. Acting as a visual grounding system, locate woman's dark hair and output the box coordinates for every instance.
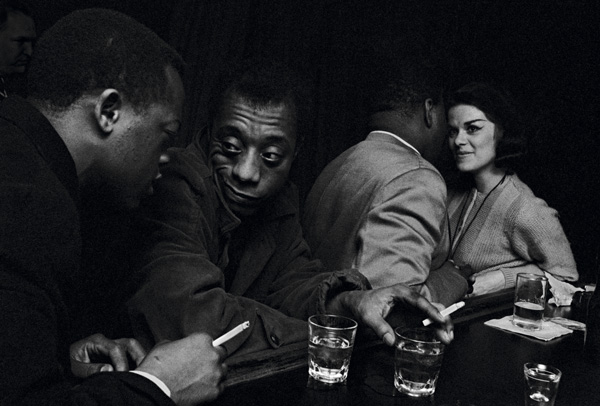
[446,82,527,172]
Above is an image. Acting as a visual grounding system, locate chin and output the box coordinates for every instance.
[119,195,143,211]
[228,201,258,218]
[456,163,473,174]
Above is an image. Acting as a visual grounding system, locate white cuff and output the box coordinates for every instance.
[130,370,172,398]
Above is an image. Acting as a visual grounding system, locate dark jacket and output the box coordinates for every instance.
[128,136,370,358]
[0,97,173,406]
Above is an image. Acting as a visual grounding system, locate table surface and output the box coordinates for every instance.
[214,296,599,406]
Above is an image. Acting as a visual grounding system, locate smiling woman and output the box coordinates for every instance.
[444,82,579,297]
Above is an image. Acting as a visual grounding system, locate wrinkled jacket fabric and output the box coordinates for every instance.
[0,97,173,406]
[128,136,369,358]
[303,131,468,306]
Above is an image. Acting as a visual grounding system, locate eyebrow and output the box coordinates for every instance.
[164,118,181,126]
[261,134,295,148]
[464,119,487,125]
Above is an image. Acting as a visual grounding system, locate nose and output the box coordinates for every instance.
[155,152,170,180]
[233,152,260,183]
[23,42,33,57]
[453,129,467,146]
[159,152,170,165]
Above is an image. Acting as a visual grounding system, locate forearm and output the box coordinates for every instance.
[498,263,544,289]
[267,261,370,319]
[425,262,469,306]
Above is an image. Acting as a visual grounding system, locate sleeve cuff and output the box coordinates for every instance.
[130,370,172,398]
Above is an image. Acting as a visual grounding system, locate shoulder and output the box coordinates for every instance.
[159,143,213,195]
[502,175,560,228]
[355,139,445,183]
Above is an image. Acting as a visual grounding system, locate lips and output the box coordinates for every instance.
[455,150,473,159]
[222,180,261,207]
[15,58,30,67]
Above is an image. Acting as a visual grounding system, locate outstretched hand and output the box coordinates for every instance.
[327,284,454,346]
[70,333,146,378]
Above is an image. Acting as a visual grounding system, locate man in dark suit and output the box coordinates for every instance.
[0,8,225,406]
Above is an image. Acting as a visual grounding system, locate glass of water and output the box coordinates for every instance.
[512,273,548,331]
[394,327,445,397]
[308,314,357,384]
[523,363,562,406]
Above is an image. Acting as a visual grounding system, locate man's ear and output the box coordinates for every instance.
[423,98,435,129]
[94,89,122,135]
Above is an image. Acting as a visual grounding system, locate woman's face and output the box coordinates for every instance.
[447,104,500,176]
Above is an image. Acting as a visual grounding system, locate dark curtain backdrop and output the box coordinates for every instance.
[35,0,600,283]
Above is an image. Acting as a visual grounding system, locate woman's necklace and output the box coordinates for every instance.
[449,172,507,258]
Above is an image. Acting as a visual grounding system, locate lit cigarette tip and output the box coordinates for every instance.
[422,301,465,326]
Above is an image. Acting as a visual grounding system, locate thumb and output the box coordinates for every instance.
[71,359,114,378]
[431,302,446,312]
[368,316,396,347]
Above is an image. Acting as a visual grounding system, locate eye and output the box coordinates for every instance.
[261,150,284,166]
[448,128,458,138]
[165,130,178,144]
[466,125,481,134]
[220,137,242,156]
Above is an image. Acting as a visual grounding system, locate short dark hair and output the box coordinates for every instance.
[27,8,184,112]
[447,82,526,170]
[208,57,314,150]
[361,44,447,118]
[0,0,32,30]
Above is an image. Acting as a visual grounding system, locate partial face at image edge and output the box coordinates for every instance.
[0,11,36,75]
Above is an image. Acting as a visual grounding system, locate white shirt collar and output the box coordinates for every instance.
[368,130,420,156]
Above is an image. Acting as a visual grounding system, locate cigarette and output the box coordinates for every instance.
[422,301,465,326]
[212,321,250,347]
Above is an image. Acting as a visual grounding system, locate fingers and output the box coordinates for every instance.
[431,302,446,312]
[70,358,114,378]
[435,326,454,345]
[103,338,133,371]
[115,338,147,367]
[69,333,148,377]
[214,344,227,361]
[384,285,455,345]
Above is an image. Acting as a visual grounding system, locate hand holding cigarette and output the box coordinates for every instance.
[212,321,250,347]
[422,301,465,327]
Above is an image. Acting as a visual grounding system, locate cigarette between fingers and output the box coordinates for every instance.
[212,321,250,347]
[422,301,465,327]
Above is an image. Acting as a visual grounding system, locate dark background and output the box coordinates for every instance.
[35,0,599,283]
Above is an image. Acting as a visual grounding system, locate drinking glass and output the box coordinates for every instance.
[307,314,357,384]
[512,273,548,330]
[394,327,445,397]
[523,362,561,406]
